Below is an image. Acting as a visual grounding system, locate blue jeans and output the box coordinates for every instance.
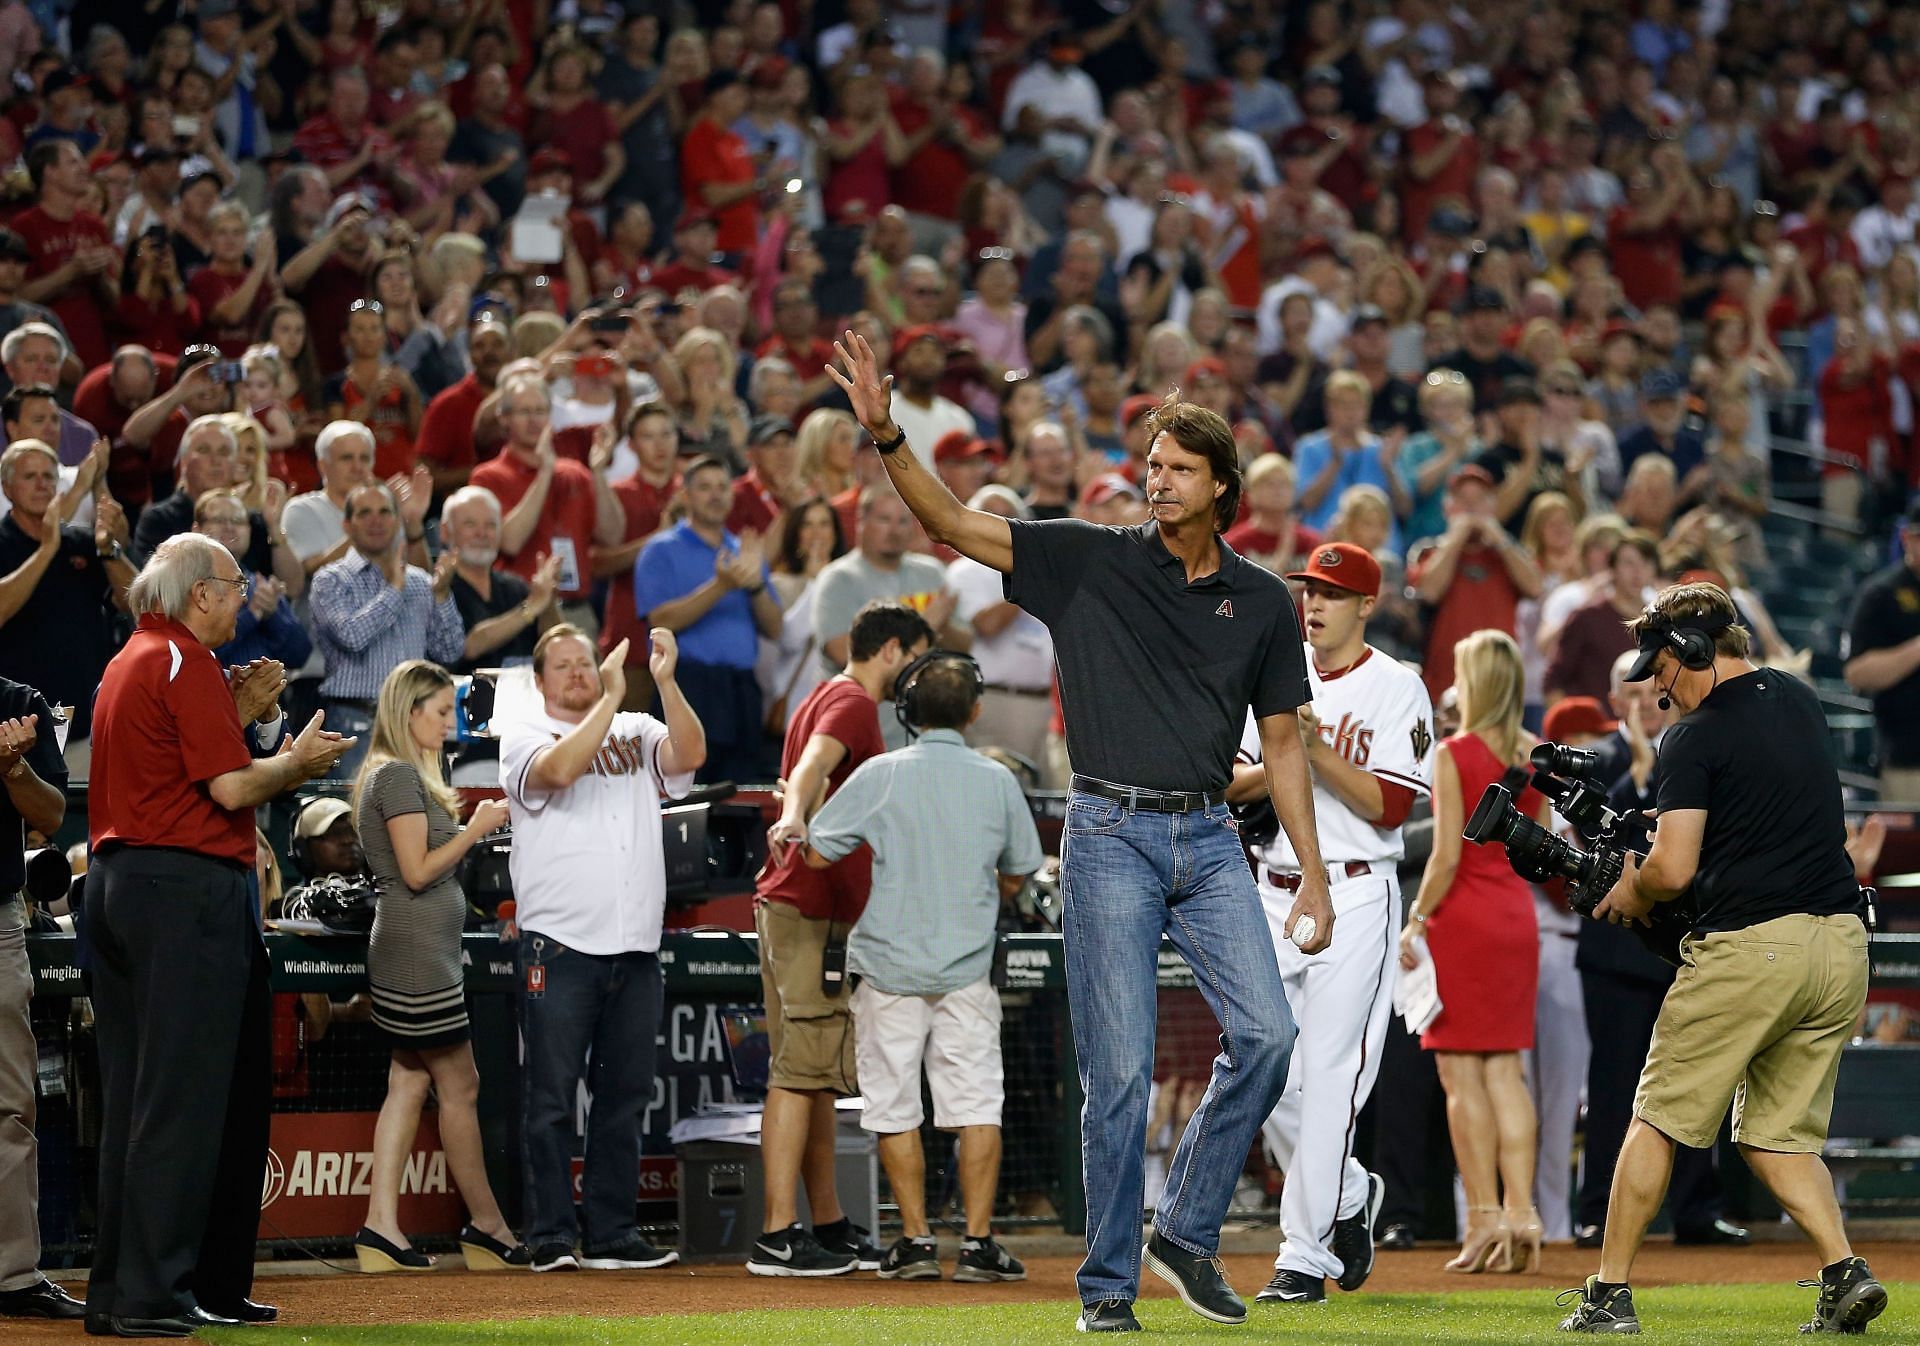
[320,699,374,782]
[518,933,662,1252]
[1061,791,1296,1306]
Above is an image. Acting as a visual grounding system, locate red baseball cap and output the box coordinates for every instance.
[1121,393,1160,428]
[1083,472,1144,507]
[1286,542,1381,599]
[1542,696,1619,743]
[528,147,573,176]
[933,431,991,464]
[893,323,948,354]
[1184,356,1227,385]
[1447,463,1498,494]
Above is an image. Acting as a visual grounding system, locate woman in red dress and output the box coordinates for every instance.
[1400,629,1546,1275]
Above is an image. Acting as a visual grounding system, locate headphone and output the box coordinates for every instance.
[893,648,985,738]
[1640,609,1732,710]
[287,795,354,876]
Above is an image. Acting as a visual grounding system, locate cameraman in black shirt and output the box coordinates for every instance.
[1561,584,1882,1336]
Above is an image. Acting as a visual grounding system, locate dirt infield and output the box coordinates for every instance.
[16,1239,1917,1333]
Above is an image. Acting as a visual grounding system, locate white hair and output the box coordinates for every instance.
[127,534,228,620]
[500,373,552,411]
[183,413,237,456]
[1026,420,1068,450]
[0,437,57,486]
[967,484,1030,519]
[749,356,797,402]
[1,321,68,369]
[440,484,502,533]
[1610,648,1641,696]
[315,419,375,462]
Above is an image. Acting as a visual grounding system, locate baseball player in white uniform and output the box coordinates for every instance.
[1232,543,1434,1305]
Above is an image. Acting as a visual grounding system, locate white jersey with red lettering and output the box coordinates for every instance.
[499,709,695,957]
[1237,643,1434,870]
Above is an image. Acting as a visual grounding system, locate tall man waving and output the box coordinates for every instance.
[828,336,1332,1334]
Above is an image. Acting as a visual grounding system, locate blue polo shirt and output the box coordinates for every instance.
[631,521,774,670]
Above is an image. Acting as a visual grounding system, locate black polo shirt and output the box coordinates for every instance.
[0,676,65,893]
[1656,667,1859,933]
[1846,561,1920,767]
[1005,519,1310,792]
[0,517,116,736]
[449,568,533,676]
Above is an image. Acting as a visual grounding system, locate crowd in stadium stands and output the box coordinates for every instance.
[6,0,1920,1282]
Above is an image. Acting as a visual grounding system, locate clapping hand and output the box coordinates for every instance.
[589,421,617,474]
[228,658,287,725]
[649,627,680,682]
[528,552,562,611]
[390,466,432,533]
[599,638,630,707]
[284,709,356,779]
[924,586,957,632]
[94,497,128,552]
[0,713,37,774]
[467,797,511,836]
[247,574,285,620]
[431,548,457,601]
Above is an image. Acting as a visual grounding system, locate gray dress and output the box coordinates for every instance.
[357,760,470,1048]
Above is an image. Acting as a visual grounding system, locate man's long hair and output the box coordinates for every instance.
[1143,390,1242,533]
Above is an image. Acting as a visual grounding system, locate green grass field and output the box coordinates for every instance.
[201,1282,1916,1345]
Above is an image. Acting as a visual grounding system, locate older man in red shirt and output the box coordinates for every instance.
[85,534,351,1336]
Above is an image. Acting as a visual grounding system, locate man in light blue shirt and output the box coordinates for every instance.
[1292,370,1408,553]
[631,455,781,783]
[803,651,1042,1285]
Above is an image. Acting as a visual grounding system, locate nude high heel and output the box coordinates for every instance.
[1444,1207,1512,1274]
[1504,1207,1544,1273]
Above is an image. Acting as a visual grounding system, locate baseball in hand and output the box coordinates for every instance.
[1290,915,1317,948]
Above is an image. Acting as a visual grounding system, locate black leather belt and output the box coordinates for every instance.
[1071,774,1227,814]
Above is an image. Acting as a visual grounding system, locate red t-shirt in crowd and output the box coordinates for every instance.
[757,332,835,380]
[823,119,891,224]
[890,94,988,220]
[1606,206,1686,312]
[112,288,200,356]
[1277,122,1372,214]
[469,452,600,599]
[1400,121,1480,242]
[727,468,781,537]
[293,253,372,377]
[12,202,117,366]
[680,117,758,254]
[74,352,177,443]
[650,259,739,299]
[1820,353,1896,479]
[599,470,677,662]
[323,367,416,478]
[1222,519,1321,565]
[139,406,192,502]
[88,613,254,865]
[1409,540,1521,702]
[416,373,490,473]
[291,114,390,199]
[531,98,617,191]
[187,264,274,356]
[755,675,883,921]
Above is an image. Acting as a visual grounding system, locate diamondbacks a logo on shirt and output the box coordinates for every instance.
[1411,717,1433,762]
[1216,599,1234,617]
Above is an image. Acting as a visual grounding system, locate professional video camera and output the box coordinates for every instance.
[1463,741,1690,965]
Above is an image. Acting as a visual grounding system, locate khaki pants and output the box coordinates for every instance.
[967,688,1053,772]
[1635,913,1868,1152]
[0,897,41,1290]
[1879,765,1920,806]
[755,900,856,1095]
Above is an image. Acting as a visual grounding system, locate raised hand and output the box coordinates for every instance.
[649,626,680,682]
[826,331,897,437]
[94,497,128,552]
[528,552,562,610]
[599,637,629,706]
[263,477,288,528]
[467,796,511,836]
[248,574,283,620]
[229,657,287,723]
[735,528,766,578]
[431,548,457,601]
[288,709,355,779]
[924,587,957,632]
[589,421,617,474]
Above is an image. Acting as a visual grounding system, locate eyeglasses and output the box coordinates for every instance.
[909,287,942,298]
[200,574,249,592]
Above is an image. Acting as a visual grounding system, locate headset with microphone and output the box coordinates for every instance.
[892,648,985,739]
[1637,609,1731,710]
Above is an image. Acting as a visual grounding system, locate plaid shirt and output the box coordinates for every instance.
[310,549,464,700]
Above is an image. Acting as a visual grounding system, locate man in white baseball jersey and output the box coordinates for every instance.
[499,624,705,1275]
[1231,542,1434,1305]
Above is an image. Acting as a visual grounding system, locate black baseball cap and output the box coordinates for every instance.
[0,229,30,262]
[1350,304,1388,330]
[1466,285,1507,312]
[748,413,794,445]
[1498,376,1542,407]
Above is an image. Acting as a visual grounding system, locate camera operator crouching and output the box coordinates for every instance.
[1559,583,1885,1337]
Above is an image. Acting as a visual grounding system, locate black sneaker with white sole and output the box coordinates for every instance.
[529,1241,579,1273]
[1799,1256,1888,1334]
[876,1236,941,1281]
[1557,1277,1641,1333]
[1255,1268,1327,1304]
[747,1224,857,1277]
[1142,1230,1247,1325]
[813,1218,882,1271]
[1332,1171,1387,1292]
[1076,1299,1142,1333]
[954,1237,1026,1282]
[579,1236,678,1270]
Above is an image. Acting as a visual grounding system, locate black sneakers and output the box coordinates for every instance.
[747,1223,857,1277]
[529,1241,579,1273]
[1142,1229,1247,1325]
[1331,1171,1387,1291]
[954,1236,1027,1282]
[1255,1268,1327,1304]
[1799,1256,1888,1334]
[1076,1299,1142,1333]
[876,1236,941,1281]
[813,1218,883,1271]
[1557,1276,1641,1334]
[579,1236,679,1269]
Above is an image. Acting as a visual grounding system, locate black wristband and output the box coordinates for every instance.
[874,426,907,455]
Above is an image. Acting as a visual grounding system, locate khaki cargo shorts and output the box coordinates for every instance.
[1635,912,1868,1152]
[756,899,857,1095]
